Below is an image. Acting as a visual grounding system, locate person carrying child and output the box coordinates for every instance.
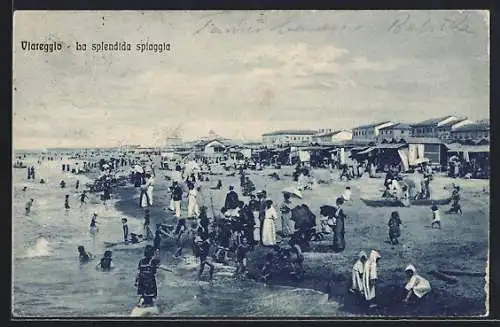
[446,185,462,215]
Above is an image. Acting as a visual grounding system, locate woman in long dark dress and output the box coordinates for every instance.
[135,245,160,306]
[332,197,346,252]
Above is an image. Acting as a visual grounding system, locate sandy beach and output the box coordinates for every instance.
[114,164,489,316]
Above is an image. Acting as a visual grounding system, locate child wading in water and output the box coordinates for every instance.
[388,211,402,245]
[96,250,114,272]
[25,198,34,215]
[64,194,70,210]
[431,203,441,228]
[78,245,93,264]
[80,191,88,207]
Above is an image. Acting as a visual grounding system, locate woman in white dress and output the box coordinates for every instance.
[140,173,154,207]
[402,264,431,303]
[262,200,278,246]
[363,249,381,308]
[187,183,200,218]
[145,174,154,206]
[350,250,367,295]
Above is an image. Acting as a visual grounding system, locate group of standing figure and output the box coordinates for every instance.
[350,250,431,308]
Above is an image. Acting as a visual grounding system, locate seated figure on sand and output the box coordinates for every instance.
[402,264,431,304]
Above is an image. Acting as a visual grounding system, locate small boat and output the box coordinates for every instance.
[361,197,451,207]
[104,240,147,250]
[13,164,28,169]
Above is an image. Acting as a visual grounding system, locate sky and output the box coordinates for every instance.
[13,10,489,149]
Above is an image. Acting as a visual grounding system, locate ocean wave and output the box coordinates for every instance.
[17,237,53,259]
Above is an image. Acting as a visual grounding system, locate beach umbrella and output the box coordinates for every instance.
[291,204,316,229]
[282,186,303,199]
[134,165,144,174]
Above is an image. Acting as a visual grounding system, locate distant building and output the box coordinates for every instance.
[406,137,448,168]
[352,121,397,142]
[450,121,490,141]
[377,123,411,143]
[313,130,353,144]
[436,118,473,141]
[317,128,335,134]
[410,116,468,140]
[262,130,317,145]
[195,139,226,157]
[119,144,141,151]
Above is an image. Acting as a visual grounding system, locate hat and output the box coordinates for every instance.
[358,250,367,259]
[405,264,416,273]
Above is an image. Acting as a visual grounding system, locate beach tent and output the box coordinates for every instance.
[240,148,252,159]
[185,160,200,175]
[298,150,310,163]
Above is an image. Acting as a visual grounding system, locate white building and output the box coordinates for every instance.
[450,121,490,141]
[411,116,470,140]
[312,130,353,144]
[203,139,226,156]
[262,130,317,145]
[352,121,397,142]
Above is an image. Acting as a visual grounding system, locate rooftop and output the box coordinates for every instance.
[378,123,411,130]
[262,129,317,136]
[437,117,469,128]
[451,122,490,132]
[314,130,351,137]
[353,121,393,130]
[411,116,455,127]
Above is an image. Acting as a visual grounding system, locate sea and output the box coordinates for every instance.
[12,155,346,318]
